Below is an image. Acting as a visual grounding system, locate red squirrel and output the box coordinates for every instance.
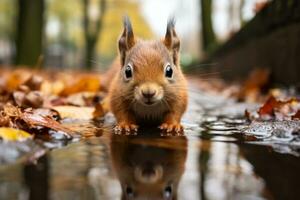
[107,17,188,134]
[110,134,187,199]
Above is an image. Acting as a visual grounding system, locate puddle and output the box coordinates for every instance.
[0,86,300,199]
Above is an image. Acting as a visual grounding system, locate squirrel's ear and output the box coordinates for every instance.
[163,18,180,66]
[118,16,135,66]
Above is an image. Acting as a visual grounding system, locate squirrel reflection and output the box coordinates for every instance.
[110,132,187,200]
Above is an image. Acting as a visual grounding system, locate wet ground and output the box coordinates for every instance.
[0,84,300,200]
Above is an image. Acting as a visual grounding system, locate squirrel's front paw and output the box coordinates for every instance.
[159,123,184,135]
[114,122,138,135]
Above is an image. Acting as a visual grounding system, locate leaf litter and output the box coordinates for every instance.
[190,68,300,155]
[1,67,300,164]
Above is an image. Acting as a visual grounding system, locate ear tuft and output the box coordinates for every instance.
[119,15,135,66]
[123,15,133,40]
[166,18,176,36]
[164,17,180,66]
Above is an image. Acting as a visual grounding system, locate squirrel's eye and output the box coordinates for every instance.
[125,186,134,198]
[164,64,173,78]
[163,185,172,199]
[124,64,133,80]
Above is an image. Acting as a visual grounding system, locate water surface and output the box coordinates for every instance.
[0,86,299,200]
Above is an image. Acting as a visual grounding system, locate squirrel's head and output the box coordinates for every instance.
[117,16,185,107]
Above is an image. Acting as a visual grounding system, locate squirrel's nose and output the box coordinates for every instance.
[142,90,156,99]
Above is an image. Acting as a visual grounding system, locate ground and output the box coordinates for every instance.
[0,68,300,199]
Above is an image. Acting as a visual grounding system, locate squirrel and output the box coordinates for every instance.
[110,133,187,199]
[107,16,188,134]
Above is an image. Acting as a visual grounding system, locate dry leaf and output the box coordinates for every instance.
[247,95,300,120]
[21,111,75,138]
[292,110,300,120]
[258,96,278,116]
[5,69,32,91]
[53,106,94,120]
[59,75,101,96]
[23,75,43,90]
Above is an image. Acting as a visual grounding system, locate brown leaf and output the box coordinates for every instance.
[28,108,61,121]
[13,91,26,107]
[0,104,75,139]
[21,111,76,138]
[3,104,22,118]
[258,96,278,116]
[13,90,44,108]
[18,85,30,93]
[256,96,299,120]
[24,91,44,108]
[23,75,43,91]
[292,110,300,120]
[0,111,10,127]
[5,69,32,91]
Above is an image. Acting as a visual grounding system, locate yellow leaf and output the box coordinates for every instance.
[0,128,32,142]
[41,80,65,95]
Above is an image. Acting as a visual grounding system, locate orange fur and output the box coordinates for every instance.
[107,17,188,133]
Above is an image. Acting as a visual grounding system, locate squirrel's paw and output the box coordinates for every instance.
[159,123,184,135]
[114,122,138,135]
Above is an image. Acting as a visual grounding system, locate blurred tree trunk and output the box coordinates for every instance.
[16,0,44,67]
[83,0,107,70]
[239,0,245,26]
[228,0,234,31]
[200,0,216,53]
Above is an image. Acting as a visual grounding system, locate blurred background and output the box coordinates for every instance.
[0,0,266,70]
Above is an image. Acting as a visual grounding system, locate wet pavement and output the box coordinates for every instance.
[0,84,300,200]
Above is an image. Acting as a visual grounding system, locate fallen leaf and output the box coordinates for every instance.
[29,108,61,121]
[13,90,44,108]
[21,111,75,139]
[3,104,22,118]
[23,75,43,90]
[13,91,26,107]
[53,106,94,120]
[248,95,300,120]
[24,91,44,108]
[258,96,278,116]
[0,104,75,140]
[41,80,65,95]
[5,69,32,91]
[0,127,32,142]
[59,75,101,96]
[292,110,300,120]
[0,111,10,127]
